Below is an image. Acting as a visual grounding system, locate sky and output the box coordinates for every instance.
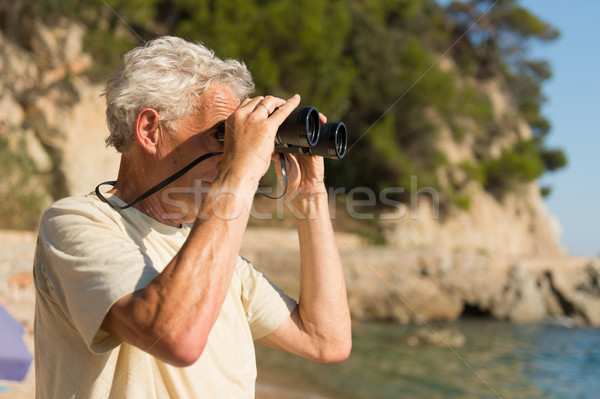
[436,0,600,256]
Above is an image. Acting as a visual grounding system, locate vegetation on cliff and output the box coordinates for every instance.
[0,0,566,229]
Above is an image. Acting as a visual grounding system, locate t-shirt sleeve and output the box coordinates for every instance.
[238,257,297,340]
[37,198,159,353]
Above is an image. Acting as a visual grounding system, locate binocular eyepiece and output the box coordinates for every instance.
[215,106,347,159]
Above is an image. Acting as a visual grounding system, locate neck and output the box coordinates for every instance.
[109,154,197,227]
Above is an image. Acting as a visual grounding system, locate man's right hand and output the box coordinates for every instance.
[219,94,301,184]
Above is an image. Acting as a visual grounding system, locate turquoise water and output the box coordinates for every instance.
[256,319,600,398]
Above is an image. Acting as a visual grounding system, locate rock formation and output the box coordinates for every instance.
[0,11,120,200]
[240,229,600,327]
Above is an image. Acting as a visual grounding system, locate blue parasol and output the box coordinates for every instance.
[0,304,32,382]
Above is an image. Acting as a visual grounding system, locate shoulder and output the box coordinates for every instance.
[39,195,126,244]
[42,195,121,225]
[45,194,112,215]
[235,256,260,278]
[235,256,281,294]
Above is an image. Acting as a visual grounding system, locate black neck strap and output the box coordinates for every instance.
[95,152,288,211]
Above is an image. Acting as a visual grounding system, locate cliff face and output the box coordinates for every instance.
[240,229,600,327]
[381,67,564,258]
[381,184,564,257]
[0,17,120,200]
[2,18,598,326]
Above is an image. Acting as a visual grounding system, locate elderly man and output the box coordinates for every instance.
[33,36,351,398]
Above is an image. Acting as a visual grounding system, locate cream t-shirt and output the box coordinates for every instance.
[33,194,297,399]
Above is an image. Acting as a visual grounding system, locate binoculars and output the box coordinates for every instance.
[215,106,347,159]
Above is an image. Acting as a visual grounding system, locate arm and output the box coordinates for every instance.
[101,170,255,367]
[257,133,352,363]
[101,94,301,367]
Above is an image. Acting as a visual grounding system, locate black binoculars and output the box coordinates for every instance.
[215,106,347,159]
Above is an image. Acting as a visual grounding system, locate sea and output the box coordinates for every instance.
[256,319,600,399]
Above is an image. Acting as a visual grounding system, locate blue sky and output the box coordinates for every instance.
[436,0,599,256]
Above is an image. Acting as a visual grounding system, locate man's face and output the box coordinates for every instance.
[159,82,240,186]
[149,82,242,221]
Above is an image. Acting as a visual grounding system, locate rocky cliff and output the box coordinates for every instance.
[237,228,600,327]
[0,15,120,201]
[1,16,599,326]
[379,60,565,258]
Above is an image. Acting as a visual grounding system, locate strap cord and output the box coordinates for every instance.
[256,154,287,200]
[95,152,288,210]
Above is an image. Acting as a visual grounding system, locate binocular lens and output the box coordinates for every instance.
[276,106,320,147]
[312,122,347,159]
[335,123,348,159]
[307,111,319,146]
[336,132,345,156]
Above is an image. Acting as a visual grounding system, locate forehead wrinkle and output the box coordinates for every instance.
[195,82,239,126]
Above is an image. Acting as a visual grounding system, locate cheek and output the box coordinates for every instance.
[177,139,212,164]
[205,136,224,153]
[192,151,222,177]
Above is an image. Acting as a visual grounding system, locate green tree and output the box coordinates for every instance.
[481,139,545,196]
[444,0,567,187]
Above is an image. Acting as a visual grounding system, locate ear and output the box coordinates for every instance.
[134,108,161,154]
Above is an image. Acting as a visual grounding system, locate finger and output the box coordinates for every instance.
[237,96,265,114]
[319,112,327,124]
[268,94,301,123]
[239,97,254,107]
[272,152,281,169]
[257,95,286,115]
[255,102,272,115]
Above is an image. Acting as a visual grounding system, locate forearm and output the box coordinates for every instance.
[148,174,255,330]
[294,186,351,356]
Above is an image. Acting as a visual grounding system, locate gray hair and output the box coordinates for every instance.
[104,36,255,152]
